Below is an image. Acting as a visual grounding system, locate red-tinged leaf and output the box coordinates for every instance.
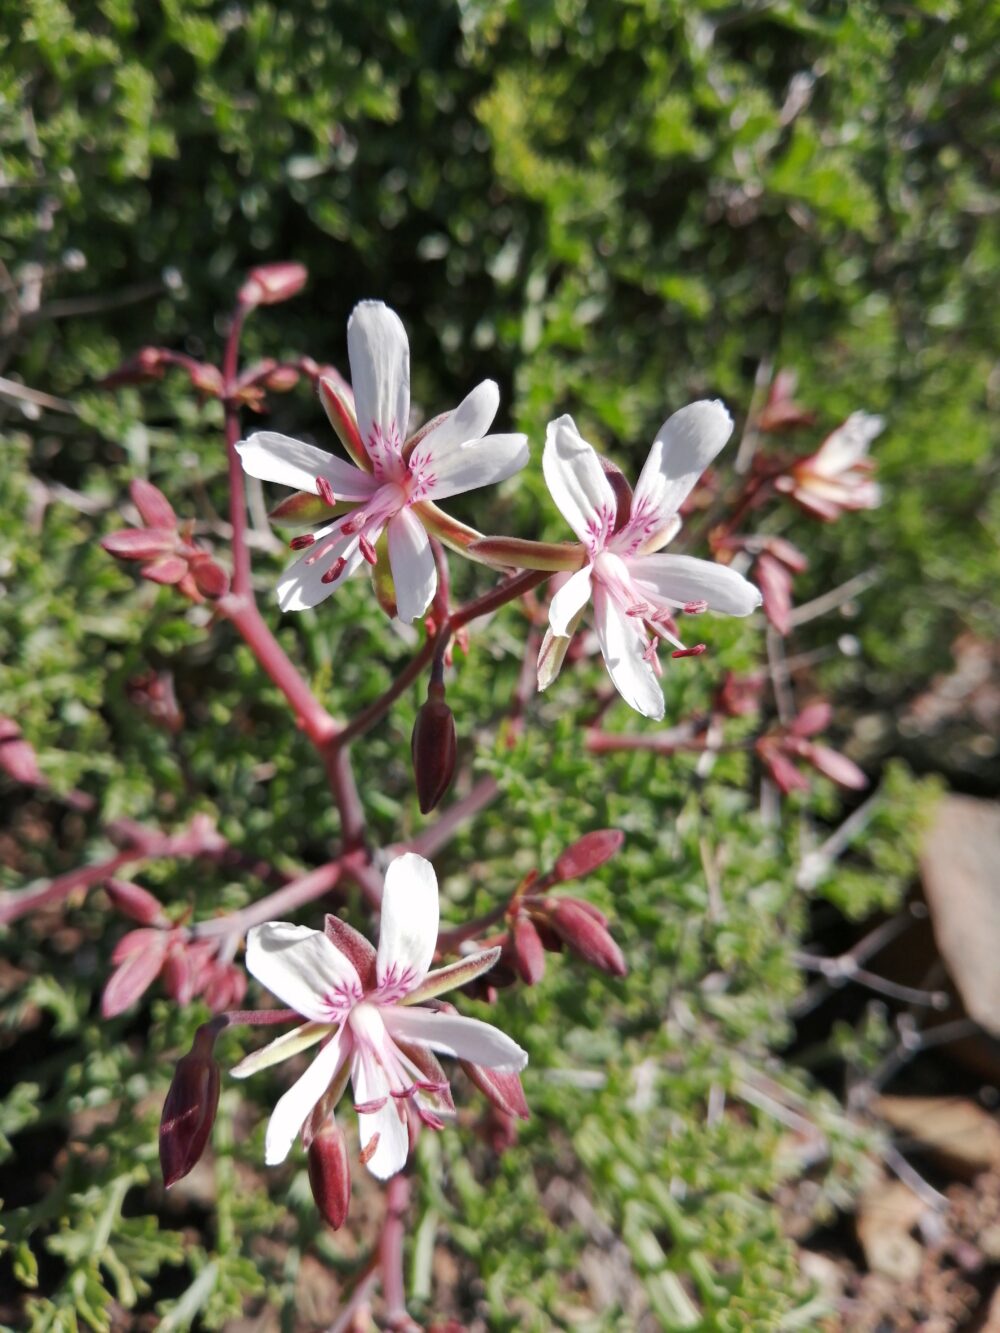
[111,927,166,964]
[130,479,177,529]
[0,726,43,785]
[101,527,177,560]
[102,942,166,1017]
[553,829,625,883]
[105,879,167,926]
[755,552,793,636]
[161,949,196,1004]
[190,557,229,599]
[761,747,810,795]
[791,701,833,738]
[804,743,868,790]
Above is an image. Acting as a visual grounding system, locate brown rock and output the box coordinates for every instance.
[920,795,1000,1036]
[875,1095,1000,1178]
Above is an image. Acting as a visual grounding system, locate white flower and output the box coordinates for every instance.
[539,405,761,720]
[231,853,527,1180]
[236,301,529,620]
[776,411,883,520]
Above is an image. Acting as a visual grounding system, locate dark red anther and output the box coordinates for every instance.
[682,600,709,614]
[159,1023,222,1188]
[289,532,316,550]
[359,535,378,565]
[321,557,347,584]
[671,643,707,659]
[315,475,337,507]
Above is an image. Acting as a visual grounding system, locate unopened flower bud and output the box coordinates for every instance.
[548,899,627,977]
[265,365,300,392]
[160,1024,222,1187]
[189,556,229,599]
[239,262,308,309]
[552,829,624,884]
[0,718,43,787]
[791,701,833,738]
[105,878,168,926]
[411,685,457,814]
[307,1118,352,1229]
[511,913,546,985]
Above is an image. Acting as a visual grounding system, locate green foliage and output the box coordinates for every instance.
[0,0,991,1327]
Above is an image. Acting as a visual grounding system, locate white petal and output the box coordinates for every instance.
[236,433,378,501]
[386,509,437,623]
[414,380,498,455]
[354,1061,410,1180]
[812,411,883,475]
[264,1028,348,1165]
[376,853,439,994]
[548,565,593,636]
[246,922,362,1022]
[627,401,733,541]
[536,627,572,692]
[276,530,364,613]
[231,1022,329,1079]
[383,1006,528,1074]
[542,415,618,552]
[347,301,410,460]
[592,585,664,720]
[628,553,762,617]
[416,433,530,502]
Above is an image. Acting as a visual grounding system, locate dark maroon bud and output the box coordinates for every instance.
[307,1119,352,1229]
[105,878,168,927]
[411,686,457,814]
[190,557,229,599]
[130,479,177,530]
[532,919,563,953]
[102,931,168,1017]
[552,829,624,884]
[160,1025,222,1187]
[239,262,308,308]
[511,914,546,986]
[548,899,627,978]
[560,896,609,928]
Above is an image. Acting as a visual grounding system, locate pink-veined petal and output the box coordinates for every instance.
[592,585,664,721]
[416,433,529,502]
[376,853,439,995]
[628,553,761,617]
[352,1048,410,1179]
[264,1027,348,1166]
[246,922,362,1022]
[276,529,364,612]
[383,1006,528,1074]
[542,416,618,554]
[230,1022,329,1079]
[236,433,378,501]
[386,509,436,623]
[627,400,733,541]
[548,565,593,637]
[414,380,498,455]
[347,301,410,463]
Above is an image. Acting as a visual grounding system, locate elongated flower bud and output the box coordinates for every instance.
[511,913,546,985]
[160,1024,221,1187]
[239,262,308,308]
[307,1118,352,1230]
[105,878,169,927]
[411,685,457,814]
[548,898,627,977]
[553,829,624,884]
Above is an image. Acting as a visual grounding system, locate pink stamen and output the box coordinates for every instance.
[321,556,348,584]
[359,536,378,565]
[316,476,337,507]
[354,1096,388,1114]
[416,1106,446,1131]
[671,644,707,659]
[289,533,315,550]
[359,1133,380,1165]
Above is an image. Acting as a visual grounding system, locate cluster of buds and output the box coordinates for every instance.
[713,534,809,637]
[491,831,627,991]
[0,716,44,788]
[99,346,223,399]
[101,880,245,1017]
[755,701,867,795]
[101,480,229,602]
[756,369,817,434]
[775,411,883,521]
